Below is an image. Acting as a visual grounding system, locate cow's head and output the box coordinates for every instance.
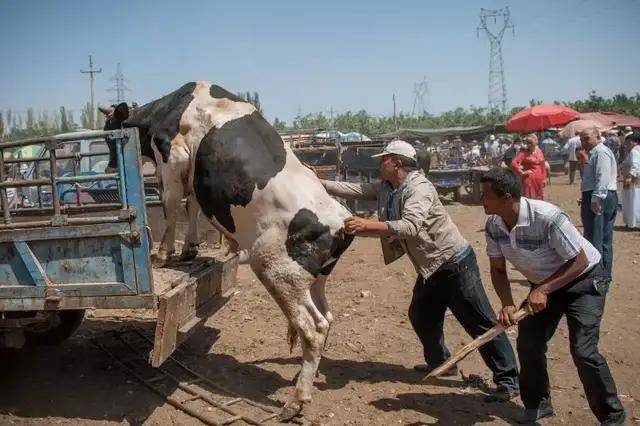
[100,103,156,172]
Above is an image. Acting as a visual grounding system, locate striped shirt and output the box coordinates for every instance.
[485,197,601,284]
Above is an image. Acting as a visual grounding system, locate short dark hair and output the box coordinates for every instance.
[480,167,521,198]
[627,132,640,144]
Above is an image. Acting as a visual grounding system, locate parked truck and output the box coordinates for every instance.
[0,128,237,366]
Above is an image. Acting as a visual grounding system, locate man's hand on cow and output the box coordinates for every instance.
[527,288,548,313]
[344,216,369,234]
[498,305,517,327]
[591,201,602,215]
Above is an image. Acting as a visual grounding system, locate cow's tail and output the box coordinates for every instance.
[287,323,299,353]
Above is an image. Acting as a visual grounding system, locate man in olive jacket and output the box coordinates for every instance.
[322,140,519,401]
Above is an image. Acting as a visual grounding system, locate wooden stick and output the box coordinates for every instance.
[426,307,532,378]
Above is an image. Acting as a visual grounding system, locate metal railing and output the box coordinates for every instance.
[0,129,141,230]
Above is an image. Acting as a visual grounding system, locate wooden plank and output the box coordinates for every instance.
[150,283,181,367]
[150,254,238,367]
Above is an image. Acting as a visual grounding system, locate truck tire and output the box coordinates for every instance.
[25,310,86,346]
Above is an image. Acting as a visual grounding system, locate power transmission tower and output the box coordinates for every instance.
[80,55,102,129]
[477,7,514,115]
[107,63,130,104]
[411,76,429,116]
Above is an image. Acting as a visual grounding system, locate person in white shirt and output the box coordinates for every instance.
[480,167,625,425]
[563,132,583,184]
[621,132,640,228]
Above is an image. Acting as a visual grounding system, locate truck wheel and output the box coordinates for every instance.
[25,310,86,346]
[453,186,463,202]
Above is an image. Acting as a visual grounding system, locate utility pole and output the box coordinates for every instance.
[107,63,130,104]
[477,7,514,115]
[328,106,335,129]
[393,94,398,130]
[80,55,102,129]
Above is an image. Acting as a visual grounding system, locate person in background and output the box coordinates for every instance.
[621,132,640,229]
[500,137,511,155]
[540,131,555,148]
[603,130,621,163]
[510,133,546,200]
[488,134,501,163]
[502,138,521,168]
[579,127,618,282]
[564,132,583,184]
[620,128,633,161]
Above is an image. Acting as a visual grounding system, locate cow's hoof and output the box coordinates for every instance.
[277,400,303,422]
[179,248,198,261]
[151,253,171,268]
[314,371,327,384]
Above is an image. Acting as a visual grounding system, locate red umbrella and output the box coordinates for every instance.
[506,104,580,133]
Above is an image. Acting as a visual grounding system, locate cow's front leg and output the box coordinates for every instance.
[155,180,184,267]
[180,194,200,261]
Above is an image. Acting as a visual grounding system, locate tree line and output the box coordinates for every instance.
[2,90,638,142]
[273,91,640,135]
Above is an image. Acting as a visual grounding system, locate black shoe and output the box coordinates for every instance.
[414,364,458,377]
[484,385,520,402]
[517,405,555,424]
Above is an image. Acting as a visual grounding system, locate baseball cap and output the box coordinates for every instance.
[371,140,417,161]
[489,134,496,141]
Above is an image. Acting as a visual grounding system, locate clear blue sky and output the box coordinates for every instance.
[1,0,639,124]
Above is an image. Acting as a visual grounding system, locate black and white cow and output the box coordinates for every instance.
[102,81,353,419]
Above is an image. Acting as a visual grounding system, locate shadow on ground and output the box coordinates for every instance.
[371,392,521,425]
[0,318,283,425]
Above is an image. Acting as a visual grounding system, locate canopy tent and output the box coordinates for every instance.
[579,112,640,128]
[379,125,497,142]
[559,119,612,139]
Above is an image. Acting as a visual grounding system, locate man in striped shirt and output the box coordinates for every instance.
[480,168,625,425]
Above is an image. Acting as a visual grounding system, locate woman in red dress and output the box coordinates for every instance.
[510,133,547,200]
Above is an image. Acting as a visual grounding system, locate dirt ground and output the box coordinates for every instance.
[1,173,639,425]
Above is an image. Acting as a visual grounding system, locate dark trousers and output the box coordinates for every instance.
[408,246,519,391]
[581,190,617,281]
[517,264,625,423]
[568,161,583,184]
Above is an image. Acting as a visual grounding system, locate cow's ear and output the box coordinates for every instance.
[98,106,114,116]
[114,102,130,121]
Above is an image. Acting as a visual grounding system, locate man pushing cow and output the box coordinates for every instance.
[321,140,520,403]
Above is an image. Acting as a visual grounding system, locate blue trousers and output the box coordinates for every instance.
[580,190,617,282]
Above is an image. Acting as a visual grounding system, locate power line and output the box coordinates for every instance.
[80,55,102,129]
[477,7,515,115]
[107,63,131,104]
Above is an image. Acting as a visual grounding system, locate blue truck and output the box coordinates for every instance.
[0,128,237,366]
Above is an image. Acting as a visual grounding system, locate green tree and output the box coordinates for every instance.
[273,117,286,130]
[0,112,4,141]
[80,102,92,129]
[60,106,72,133]
[26,108,36,132]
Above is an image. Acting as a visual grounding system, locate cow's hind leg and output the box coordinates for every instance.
[179,194,200,261]
[250,258,328,421]
[310,274,333,350]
